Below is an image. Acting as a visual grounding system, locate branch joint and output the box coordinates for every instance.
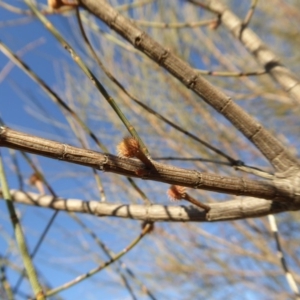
[157,49,170,66]
[186,74,199,89]
[194,170,203,188]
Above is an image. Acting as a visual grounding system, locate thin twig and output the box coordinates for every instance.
[168,185,211,211]
[71,214,157,299]
[0,38,45,84]
[196,68,266,77]
[242,0,259,28]
[0,260,14,300]
[0,40,107,152]
[42,223,153,298]
[0,154,45,300]
[153,156,231,165]
[132,18,218,29]
[116,0,155,11]
[12,152,59,294]
[268,215,300,299]
[26,0,151,158]
[0,29,149,204]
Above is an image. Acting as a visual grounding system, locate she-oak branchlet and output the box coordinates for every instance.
[167,185,211,212]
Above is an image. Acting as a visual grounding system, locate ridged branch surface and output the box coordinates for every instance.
[0,127,299,204]
[79,0,299,174]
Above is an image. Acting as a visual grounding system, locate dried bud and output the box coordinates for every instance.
[167,185,210,212]
[209,19,220,30]
[117,136,140,158]
[48,0,77,9]
[29,173,45,195]
[167,185,186,201]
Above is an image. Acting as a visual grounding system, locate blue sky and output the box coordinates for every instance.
[1,1,299,300]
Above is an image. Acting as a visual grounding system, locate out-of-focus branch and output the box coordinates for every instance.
[196,68,266,77]
[188,0,300,104]
[242,0,258,28]
[268,215,300,299]
[2,190,300,222]
[0,156,45,300]
[42,222,153,298]
[132,18,218,28]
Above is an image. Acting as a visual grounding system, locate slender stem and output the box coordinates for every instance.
[116,0,155,11]
[183,194,211,211]
[25,0,150,158]
[268,215,300,299]
[132,18,218,28]
[0,153,45,300]
[44,223,153,297]
[153,156,231,165]
[242,0,259,28]
[0,261,14,300]
[196,68,266,77]
[0,40,108,153]
[71,213,156,299]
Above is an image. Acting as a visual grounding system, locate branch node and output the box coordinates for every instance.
[186,74,198,89]
[157,49,170,66]
[194,170,203,188]
[219,97,232,113]
[99,155,108,171]
[134,32,146,49]
[109,11,120,28]
[60,144,68,160]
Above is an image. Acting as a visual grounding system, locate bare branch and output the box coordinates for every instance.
[3,190,299,222]
[0,127,296,203]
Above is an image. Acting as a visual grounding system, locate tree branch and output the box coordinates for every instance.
[3,190,299,222]
[78,0,300,174]
[189,0,300,105]
[0,127,297,203]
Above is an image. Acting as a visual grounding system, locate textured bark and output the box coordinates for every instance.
[192,0,300,105]
[3,190,299,222]
[1,127,299,204]
[78,0,300,174]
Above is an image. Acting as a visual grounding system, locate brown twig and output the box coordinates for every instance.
[0,127,295,203]
[168,185,211,211]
